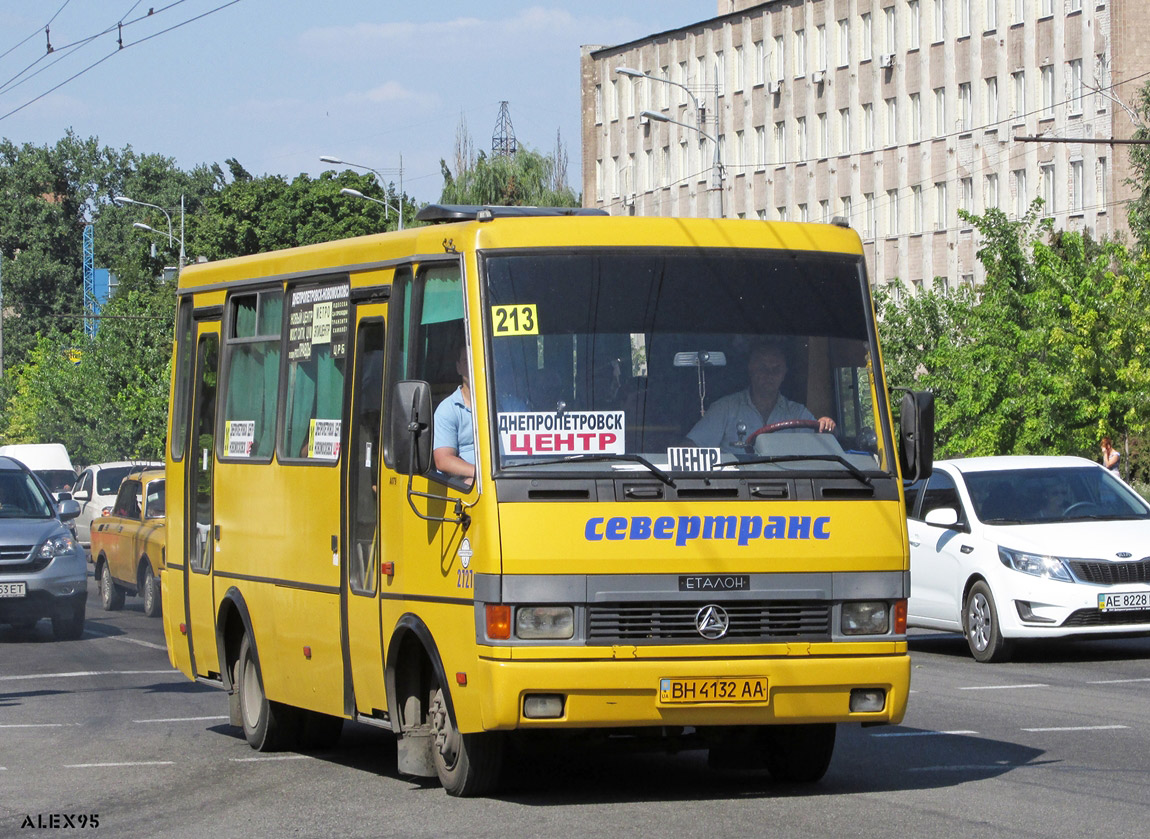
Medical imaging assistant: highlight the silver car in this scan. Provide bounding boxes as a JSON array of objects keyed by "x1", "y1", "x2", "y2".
[{"x1": 0, "y1": 456, "x2": 87, "y2": 640}]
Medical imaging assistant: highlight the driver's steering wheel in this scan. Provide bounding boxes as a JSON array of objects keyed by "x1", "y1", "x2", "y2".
[
  {"x1": 1062, "y1": 501, "x2": 1101, "y2": 517},
  {"x1": 744, "y1": 418, "x2": 822, "y2": 451}
]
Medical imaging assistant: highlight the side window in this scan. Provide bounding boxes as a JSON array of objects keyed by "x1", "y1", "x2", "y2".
[
  {"x1": 171, "y1": 297, "x2": 194, "y2": 461},
  {"x1": 281, "y1": 281, "x2": 350, "y2": 462},
  {"x1": 145, "y1": 480, "x2": 165, "y2": 519},
  {"x1": 920, "y1": 470, "x2": 964, "y2": 524},
  {"x1": 113, "y1": 479, "x2": 142, "y2": 519},
  {"x1": 904, "y1": 478, "x2": 926, "y2": 519},
  {"x1": 221, "y1": 289, "x2": 283, "y2": 461},
  {"x1": 386, "y1": 262, "x2": 470, "y2": 481},
  {"x1": 75, "y1": 471, "x2": 91, "y2": 499}
]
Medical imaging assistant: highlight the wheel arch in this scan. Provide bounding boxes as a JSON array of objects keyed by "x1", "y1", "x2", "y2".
[
  {"x1": 136, "y1": 554, "x2": 154, "y2": 590},
  {"x1": 384, "y1": 614, "x2": 456, "y2": 735},
  {"x1": 217, "y1": 587, "x2": 256, "y2": 692},
  {"x1": 961, "y1": 573, "x2": 990, "y2": 620}
]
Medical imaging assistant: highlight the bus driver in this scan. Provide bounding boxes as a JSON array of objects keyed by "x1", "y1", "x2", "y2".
[{"x1": 686, "y1": 342, "x2": 835, "y2": 449}]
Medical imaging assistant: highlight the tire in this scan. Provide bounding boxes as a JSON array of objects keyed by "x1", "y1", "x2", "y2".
[
  {"x1": 761, "y1": 723, "x2": 836, "y2": 784},
  {"x1": 964, "y1": 580, "x2": 1012, "y2": 663},
  {"x1": 99, "y1": 562, "x2": 124, "y2": 611},
  {"x1": 237, "y1": 633, "x2": 298, "y2": 751},
  {"x1": 51, "y1": 599, "x2": 86, "y2": 641},
  {"x1": 429, "y1": 684, "x2": 503, "y2": 797},
  {"x1": 139, "y1": 561, "x2": 161, "y2": 618}
]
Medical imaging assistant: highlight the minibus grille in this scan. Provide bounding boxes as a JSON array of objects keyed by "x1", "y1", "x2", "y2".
[
  {"x1": 1068, "y1": 558, "x2": 1150, "y2": 585},
  {"x1": 587, "y1": 601, "x2": 831, "y2": 643}
]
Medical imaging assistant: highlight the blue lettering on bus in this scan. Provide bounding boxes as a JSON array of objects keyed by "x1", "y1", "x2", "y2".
[{"x1": 584, "y1": 514, "x2": 831, "y2": 545}]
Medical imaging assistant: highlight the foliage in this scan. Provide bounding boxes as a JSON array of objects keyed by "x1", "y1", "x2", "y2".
[
  {"x1": 1126, "y1": 80, "x2": 1150, "y2": 254},
  {"x1": 440, "y1": 118, "x2": 577, "y2": 207},
  {"x1": 0, "y1": 132, "x2": 413, "y2": 461},
  {"x1": 877, "y1": 201, "x2": 1150, "y2": 479}
]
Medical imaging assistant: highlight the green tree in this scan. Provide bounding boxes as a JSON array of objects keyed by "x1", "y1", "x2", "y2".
[
  {"x1": 440, "y1": 119, "x2": 577, "y2": 207},
  {"x1": 1126, "y1": 80, "x2": 1150, "y2": 253},
  {"x1": 876, "y1": 200, "x2": 1150, "y2": 476}
]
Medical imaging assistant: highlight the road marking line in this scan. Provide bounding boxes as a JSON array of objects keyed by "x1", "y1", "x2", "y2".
[
  {"x1": 959, "y1": 683, "x2": 1049, "y2": 690},
  {"x1": 1022, "y1": 725, "x2": 1129, "y2": 732},
  {"x1": 871, "y1": 730, "x2": 978, "y2": 737},
  {"x1": 1088, "y1": 677, "x2": 1150, "y2": 684},
  {"x1": 909, "y1": 764, "x2": 1026, "y2": 772},
  {"x1": 0, "y1": 670, "x2": 174, "y2": 682},
  {"x1": 230, "y1": 755, "x2": 311, "y2": 762},
  {"x1": 65, "y1": 761, "x2": 175, "y2": 768},
  {"x1": 82, "y1": 628, "x2": 167, "y2": 651},
  {"x1": 134, "y1": 716, "x2": 229, "y2": 724},
  {"x1": 0, "y1": 723, "x2": 82, "y2": 729}
]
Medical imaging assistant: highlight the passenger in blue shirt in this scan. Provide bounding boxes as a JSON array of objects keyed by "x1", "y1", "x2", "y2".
[
  {"x1": 687, "y1": 343, "x2": 836, "y2": 449},
  {"x1": 433, "y1": 345, "x2": 476, "y2": 485}
]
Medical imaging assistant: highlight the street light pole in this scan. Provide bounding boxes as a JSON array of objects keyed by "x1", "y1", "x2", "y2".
[
  {"x1": 115, "y1": 194, "x2": 185, "y2": 269},
  {"x1": 321, "y1": 155, "x2": 405, "y2": 230},
  {"x1": 640, "y1": 110, "x2": 724, "y2": 218},
  {"x1": 340, "y1": 188, "x2": 403, "y2": 225},
  {"x1": 617, "y1": 68, "x2": 723, "y2": 217}
]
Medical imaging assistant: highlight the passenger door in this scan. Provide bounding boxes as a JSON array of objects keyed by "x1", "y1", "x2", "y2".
[
  {"x1": 106, "y1": 478, "x2": 142, "y2": 585},
  {"x1": 908, "y1": 468, "x2": 969, "y2": 626},
  {"x1": 183, "y1": 322, "x2": 221, "y2": 677},
  {"x1": 342, "y1": 306, "x2": 388, "y2": 718}
]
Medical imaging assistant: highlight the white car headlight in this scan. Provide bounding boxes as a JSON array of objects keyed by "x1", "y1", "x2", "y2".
[
  {"x1": 998, "y1": 546, "x2": 1073, "y2": 582},
  {"x1": 38, "y1": 532, "x2": 78, "y2": 559}
]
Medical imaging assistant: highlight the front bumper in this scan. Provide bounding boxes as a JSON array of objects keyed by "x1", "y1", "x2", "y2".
[
  {"x1": 469, "y1": 649, "x2": 910, "y2": 732},
  {"x1": 995, "y1": 574, "x2": 1150, "y2": 638},
  {"x1": 0, "y1": 551, "x2": 88, "y2": 623}
]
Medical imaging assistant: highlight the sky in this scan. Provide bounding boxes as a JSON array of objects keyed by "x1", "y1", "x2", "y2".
[{"x1": 0, "y1": 0, "x2": 714, "y2": 204}]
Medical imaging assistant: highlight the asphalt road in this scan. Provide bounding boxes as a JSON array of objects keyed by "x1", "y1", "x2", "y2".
[{"x1": 3, "y1": 574, "x2": 1150, "y2": 839}]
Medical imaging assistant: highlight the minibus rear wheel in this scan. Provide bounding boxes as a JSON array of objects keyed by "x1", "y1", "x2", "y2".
[{"x1": 428, "y1": 683, "x2": 504, "y2": 796}]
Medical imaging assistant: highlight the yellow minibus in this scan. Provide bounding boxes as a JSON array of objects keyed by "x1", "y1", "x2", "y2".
[{"x1": 162, "y1": 206, "x2": 933, "y2": 796}]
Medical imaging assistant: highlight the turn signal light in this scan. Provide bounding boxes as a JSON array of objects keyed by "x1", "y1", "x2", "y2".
[
  {"x1": 894, "y1": 599, "x2": 907, "y2": 635},
  {"x1": 485, "y1": 604, "x2": 511, "y2": 640}
]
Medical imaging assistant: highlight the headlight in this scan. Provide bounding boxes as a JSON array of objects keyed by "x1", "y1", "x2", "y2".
[
  {"x1": 998, "y1": 546, "x2": 1073, "y2": 582},
  {"x1": 515, "y1": 606, "x2": 574, "y2": 640},
  {"x1": 841, "y1": 601, "x2": 890, "y2": 635},
  {"x1": 38, "y1": 532, "x2": 78, "y2": 559}
]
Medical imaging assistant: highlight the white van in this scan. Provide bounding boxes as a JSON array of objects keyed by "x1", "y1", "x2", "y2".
[{"x1": 0, "y1": 444, "x2": 77, "y2": 500}]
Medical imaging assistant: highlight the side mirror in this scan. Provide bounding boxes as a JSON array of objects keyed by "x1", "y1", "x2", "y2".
[
  {"x1": 57, "y1": 499, "x2": 81, "y2": 522},
  {"x1": 73, "y1": 489, "x2": 91, "y2": 502},
  {"x1": 897, "y1": 390, "x2": 934, "y2": 483},
  {"x1": 924, "y1": 506, "x2": 959, "y2": 527},
  {"x1": 390, "y1": 380, "x2": 433, "y2": 477}
]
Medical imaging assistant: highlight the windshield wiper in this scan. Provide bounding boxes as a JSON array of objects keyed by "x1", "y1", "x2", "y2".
[
  {"x1": 500, "y1": 453, "x2": 676, "y2": 487},
  {"x1": 733, "y1": 453, "x2": 874, "y2": 488}
]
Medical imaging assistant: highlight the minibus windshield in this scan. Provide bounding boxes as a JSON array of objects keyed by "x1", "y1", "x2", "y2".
[{"x1": 484, "y1": 248, "x2": 894, "y2": 478}]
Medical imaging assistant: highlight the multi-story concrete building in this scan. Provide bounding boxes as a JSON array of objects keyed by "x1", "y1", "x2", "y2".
[{"x1": 581, "y1": 0, "x2": 1147, "y2": 291}]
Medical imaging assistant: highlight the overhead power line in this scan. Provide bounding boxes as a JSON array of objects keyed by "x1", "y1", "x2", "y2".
[{"x1": 0, "y1": 0, "x2": 242, "y2": 123}]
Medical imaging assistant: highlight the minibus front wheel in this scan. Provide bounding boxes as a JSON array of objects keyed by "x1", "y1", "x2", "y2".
[
  {"x1": 237, "y1": 633, "x2": 296, "y2": 751},
  {"x1": 760, "y1": 723, "x2": 836, "y2": 783},
  {"x1": 428, "y1": 682, "x2": 504, "y2": 797}
]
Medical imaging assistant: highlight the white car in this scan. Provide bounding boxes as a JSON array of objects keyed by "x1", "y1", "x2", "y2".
[
  {"x1": 905, "y1": 455, "x2": 1150, "y2": 662},
  {"x1": 71, "y1": 461, "x2": 161, "y2": 555}
]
